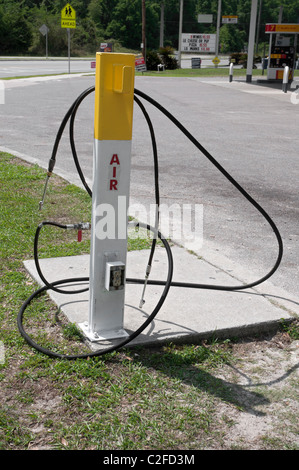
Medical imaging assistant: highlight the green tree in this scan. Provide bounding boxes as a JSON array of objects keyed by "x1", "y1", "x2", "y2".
[
  {"x1": 28, "y1": 3, "x2": 98, "y2": 56},
  {"x1": 0, "y1": 1, "x2": 32, "y2": 54},
  {"x1": 27, "y1": 5, "x2": 68, "y2": 56},
  {"x1": 103, "y1": 0, "x2": 160, "y2": 50},
  {"x1": 88, "y1": 0, "x2": 118, "y2": 37},
  {"x1": 219, "y1": 23, "x2": 246, "y2": 52},
  {"x1": 72, "y1": 16, "x2": 98, "y2": 55},
  {"x1": 162, "y1": 0, "x2": 180, "y2": 47},
  {"x1": 1, "y1": 0, "x2": 299, "y2": 58}
]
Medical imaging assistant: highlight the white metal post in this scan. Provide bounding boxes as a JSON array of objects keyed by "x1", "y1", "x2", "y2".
[
  {"x1": 282, "y1": 65, "x2": 289, "y2": 92},
  {"x1": 246, "y1": 0, "x2": 258, "y2": 83},
  {"x1": 67, "y1": 28, "x2": 70, "y2": 74},
  {"x1": 178, "y1": 0, "x2": 184, "y2": 68},
  {"x1": 79, "y1": 53, "x2": 135, "y2": 342},
  {"x1": 267, "y1": 32, "x2": 273, "y2": 80},
  {"x1": 229, "y1": 62, "x2": 234, "y2": 82}
]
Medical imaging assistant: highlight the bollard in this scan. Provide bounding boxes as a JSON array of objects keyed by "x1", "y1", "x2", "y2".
[
  {"x1": 282, "y1": 66, "x2": 289, "y2": 93},
  {"x1": 229, "y1": 62, "x2": 234, "y2": 82}
]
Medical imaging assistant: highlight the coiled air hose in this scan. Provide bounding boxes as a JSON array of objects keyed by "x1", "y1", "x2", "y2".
[{"x1": 17, "y1": 86, "x2": 283, "y2": 360}]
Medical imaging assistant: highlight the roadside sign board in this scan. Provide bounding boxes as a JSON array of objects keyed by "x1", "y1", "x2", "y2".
[
  {"x1": 197, "y1": 14, "x2": 213, "y2": 23},
  {"x1": 265, "y1": 24, "x2": 299, "y2": 33},
  {"x1": 135, "y1": 55, "x2": 147, "y2": 72},
  {"x1": 181, "y1": 33, "x2": 216, "y2": 53},
  {"x1": 100, "y1": 43, "x2": 113, "y2": 52},
  {"x1": 222, "y1": 15, "x2": 238, "y2": 24},
  {"x1": 39, "y1": 24, "x2": 49, "y2": 36},
  {"x1": 61, "y1": 3, "x2": 76, "y2": 29}
]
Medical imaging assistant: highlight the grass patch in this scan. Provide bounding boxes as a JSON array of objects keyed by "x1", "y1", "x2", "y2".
[
  {"x1": 280, "y1": 319, "x2": 299, "y2": 340},
  {"x1": 3, "y1": 67, "x2": 299, "y2": 81},
  {"x1": 0, "y1": 72, "x2": 84, "y2": 80},
  {"x1": 0, "y1": 151, "x2": 298, "y2": 451},
  {"x1": 137, "y1": 68, "x2": 299, "y2": 78}
]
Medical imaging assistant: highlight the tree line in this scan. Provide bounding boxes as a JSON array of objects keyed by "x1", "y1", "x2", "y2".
[{"x1": 0, "y1": 0, "x2": 299, "y2": 57}]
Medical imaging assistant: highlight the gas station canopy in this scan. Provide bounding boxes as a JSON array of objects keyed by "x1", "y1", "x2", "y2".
[{"x1": 264, "y1": 23, "x2": 298, "y2": 81}]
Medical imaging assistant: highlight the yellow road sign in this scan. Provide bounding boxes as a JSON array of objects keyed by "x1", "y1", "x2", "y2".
[
  {"x1": 212, "y1": 57, "x2": 220, "y2": 65},
  {"x1": 61, "y1": 3, "x2": 76, "y2": 28}
]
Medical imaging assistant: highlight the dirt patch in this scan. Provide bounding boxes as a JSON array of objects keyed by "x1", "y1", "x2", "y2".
[{"x1": 208, "y1": 332, "x2": 299, "y2": 449}]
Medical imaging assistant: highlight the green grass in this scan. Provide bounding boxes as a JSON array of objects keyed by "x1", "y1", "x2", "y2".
[
  {"x1": 2, "y1": 67, "x2": 298, "y2": 80},
  {"x1": 0, "y1": 152, "x2": 298, "y2": 451},
  {"x1": 137, "y1": 67, "x2": 299, "y2": 78},
  {"x1": 1, "y1": 72, "x2": 86, "y2": 80}
]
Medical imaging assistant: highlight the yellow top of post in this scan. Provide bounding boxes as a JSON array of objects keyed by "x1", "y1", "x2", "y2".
[{"x1": 94, "y1": 53, "x2": 135, "y2": 141}]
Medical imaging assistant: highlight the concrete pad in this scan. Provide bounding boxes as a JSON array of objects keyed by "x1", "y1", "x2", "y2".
[{"x1": 23, "y1": 245, "x2": 297, "y2": 351}]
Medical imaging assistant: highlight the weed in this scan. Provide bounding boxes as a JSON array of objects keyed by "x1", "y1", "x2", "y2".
[{"x1": 280, "y1": 319, "x2": 299, "y2": 340}]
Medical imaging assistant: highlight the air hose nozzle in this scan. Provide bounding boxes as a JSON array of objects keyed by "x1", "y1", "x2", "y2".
[
  {"x1": 39, "y1": 174, "x2": 50, "y2": 211},
  {"x1": 139, "y1": 264, "x2": 152, "y2": 308},
  {"x1": 39, "y1": 158, "x2": 56, "y2": 210}
]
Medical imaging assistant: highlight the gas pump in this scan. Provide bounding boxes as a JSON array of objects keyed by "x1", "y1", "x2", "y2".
[{"x1": 265, "y1": 23, "x2": 299, "y2": 81}]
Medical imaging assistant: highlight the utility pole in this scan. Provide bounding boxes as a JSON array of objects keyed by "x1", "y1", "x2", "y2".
[
  {"x1": 278, "y1": 5, "x2": 283, "y2": 23},
  {"x1": 160, "y1": 1, "x2": 165, "y2": 48},
  {"x1": 142, "y1": 0, "x2": 146, "y2": 58}
]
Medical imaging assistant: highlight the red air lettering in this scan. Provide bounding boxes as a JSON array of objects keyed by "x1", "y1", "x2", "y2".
[
  {"x1": 110, "y1": 154, "x2": 120, "y2": 165},
  {"x1": 110, "y1": 179, "x2": 118, "y2": 190},
  {"x1": 109, "y1": 154, "x2": 120, "y2": 190}
]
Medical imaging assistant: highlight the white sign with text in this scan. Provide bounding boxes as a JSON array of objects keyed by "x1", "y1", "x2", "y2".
[{"x1": 181, "y1": 33, "x2": 216, "y2": 53}]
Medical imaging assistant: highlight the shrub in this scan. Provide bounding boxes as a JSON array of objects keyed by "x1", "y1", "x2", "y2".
[
  {"x1": 146, "y1": 50, "x2": 161, "y2": 70},
  {"x1": 159, "y1": 46, "x2": 178, "y2": 70}
]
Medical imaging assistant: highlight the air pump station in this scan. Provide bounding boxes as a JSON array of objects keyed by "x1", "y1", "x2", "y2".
[{"x1": 18, "y1": 52, "x2": 285, "y2": 359}]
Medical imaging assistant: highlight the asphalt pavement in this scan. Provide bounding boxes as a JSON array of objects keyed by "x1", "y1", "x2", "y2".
[
  {"x1": 1, "y1": 68, "x2": 298, "y2": 347},
  {"x1": 0, "y1": 58, "x2": 96, "y2": 78},
  {"x1": 0, "y1": 55, "x2": 231, "y2": 78}
]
